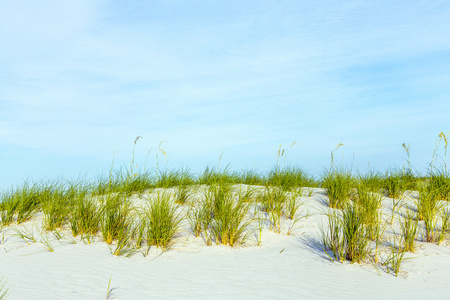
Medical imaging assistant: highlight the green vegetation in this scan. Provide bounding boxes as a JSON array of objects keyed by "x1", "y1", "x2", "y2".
[
  {"x1": 321, "y1": 168, "x2": 353, "y2": 209},
  {"x1": 321, "y1": 204, "x2": 371, "y2": 263},
  {"x1": 1, "y1": 133, "x2": 450, "y2": 280},
  {"x1": 145, "y1": 191, "x2": 182, "y2": 251}
]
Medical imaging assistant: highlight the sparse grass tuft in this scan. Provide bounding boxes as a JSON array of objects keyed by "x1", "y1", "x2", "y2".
[
  {"x1": 0, "y1": 276, "x2": 8, "y2": 300},
  {"x1": 400, "y1": 211, "x2": 418, "y2": 252},
  {"x1": 260, "y1": 187, "x2": 287, "y2": 233},
  {"x1": 383, "y1": 243, "x2": 406, "y2": 277}
]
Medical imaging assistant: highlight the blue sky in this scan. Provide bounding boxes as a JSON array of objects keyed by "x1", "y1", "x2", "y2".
[{"x1": 1, "y1": 1, "x2": 449, "y2": 188}]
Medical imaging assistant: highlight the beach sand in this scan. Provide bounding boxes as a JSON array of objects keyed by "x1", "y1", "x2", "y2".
[{"x1": 1, "y1": 186, "x2": 450, "y2": 299}]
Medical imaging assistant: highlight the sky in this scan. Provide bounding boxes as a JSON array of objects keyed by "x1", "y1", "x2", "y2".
[{"x1": 1, "y1": 0, "x2": 449, "y2": 188}]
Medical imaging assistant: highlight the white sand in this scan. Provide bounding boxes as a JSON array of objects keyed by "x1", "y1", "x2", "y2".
[{"x1": 1, "y1": 186, "x2": 450, "y2": 299}]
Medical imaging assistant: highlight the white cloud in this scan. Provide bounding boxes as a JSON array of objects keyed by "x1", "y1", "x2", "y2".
[{"x1": 0, "y1": 0, "x2": 449, "y2": 186}]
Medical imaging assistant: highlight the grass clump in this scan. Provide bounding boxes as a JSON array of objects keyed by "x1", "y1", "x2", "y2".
[
  {"x1": 237, "y1": 169, "x2": 265, "y2": 186},
  {"x1": 321, "y1": 169, "x2": 353, "y2": 209},
  {"x1": 438, "y1": 208, "x2": 450, "y2": 244},
  {"x1": 155, "y1": 169, "x2": 194, "y2": 189},
  {"x1": 383, "y1": 242, "x2": 406, "y2": 277},
  {"x1": 100, "y1": 194, "x2": 134, "y2": 245},
  {"x1": 428, "y1": 170, "x2": 450, "y2": 201},
  {"x1": 0, "y1": 182, "x2": 43, "y2": 225},
  {"x1": 357, "y1": 171, "x2": 384, "y2": 193},
  {"x1": 69, "y1": 193, "x2": 101, "y2": 239},
  {"x1": 145, "y1": 191, "x2": 182, "y2": 251},
  {"x1": 197, "y1": 167, "x2": 240, "y2": 186},
  {"x1": 415, "y1": 184, "x2": 442, "y2": 243},
  {"x1": 267, "y1": 167, "x2": 316, "y2": 191},
  {"x1": 206, "y1": 183, "x2": 251, "y2": 246},
  {"x1": 400, "y1": 211, "x2": 418, "y2": 252},
  {"x1": 340, "y1": 204, "x2": 371, "y2": 262},
  {"x1": 260, "y1": 187, "x2": 287, "y2": 233},
  {"x1": 41, "y1": 183, "x2": 80, "y2": 232},
  {"x1": 187, "y1": 198, "x2": 212, "y2": 240},
  {"x1": 353, "y1": 184, "x2": 383, "y2": 242},
  {"x1": 173, "y1": 170, "x2": 196, "y2": 205},
  {"x1": 383, "y1": 169, "x2": 416, "y2": 199},
  {"x1": 321, "y1": 204, "x2": 371, "y2": 263}
]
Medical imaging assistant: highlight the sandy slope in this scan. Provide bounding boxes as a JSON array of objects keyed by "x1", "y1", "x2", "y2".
[{"x1": 1, "y1": 187, "x2": 450, "y2": 299}]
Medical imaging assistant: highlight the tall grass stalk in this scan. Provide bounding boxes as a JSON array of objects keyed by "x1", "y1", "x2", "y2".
[{"x1": 105, "y1": 276, "x2": 116, "y2": 300}]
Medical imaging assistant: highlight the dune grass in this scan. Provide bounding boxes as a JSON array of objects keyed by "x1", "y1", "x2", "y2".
[
  {"x1": 100, "y1": 193, "x2": 134, "y2": 245},
  {"x1": 145, "y1": 191, "x2": 183, "y2": 251},
  {"x1": 321, "y1": 168, "x2": 353, "y2": 209},
  {"x1": 2, "y1": 133, "x2": 450, "y2": 282},
  {"x1": 206, "y1": 183, "x2": 252, "y2": 246},
  {"x1": 321, "y1": 203, "x2": 371, "y2": 263},
  {"x1": 400, "y1": 211, "x2": 418, "y2": 252}
]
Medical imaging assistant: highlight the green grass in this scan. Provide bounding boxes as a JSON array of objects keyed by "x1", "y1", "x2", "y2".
[
  {"x1": 321, "y1": 168, "x2": 353, "y2": 209},
  {"x1": 267, "y1": 167, "x2": 317, "y2": 191},
  {"x1": 145, "y1": 191, "x2": 182, "y2": 251},
  {"x1": 259, "y1": 187, "x2": 287, "y2": 233},
  {"x1": 206, "y1": 183, "x2": 251, "y2": 246},
  {"x1": 383, "y1": 242, "x2": 406, "y2": 277},
  {"x1": 341, "y1": 204, "x2": 371, "y2": 263},
  {"x1": 187, "y1": 197, "x2": 212, "y2": 240},
  {"x1": 357, "y1": 171, "x2": 384, "y2": 193},
  {"x1": 400, "y1": 211, "x2": 418, "y2": 252},
  {"x1": 100, "y1": 193, "x2": 134, "y2": 245},
  {"x1": 429, "y1": 170, "x2": 450, "y2": 201},
  {"x1": 69, "y1": 192, "x2": 101, "y2": 238},
  {"x1": 320, "y1": 203, "x2": 371, "y2": 264},
  {"x1": 353, "y1": 184, "x2": 382, "y2": 241},
  {"x1": 3, "y1": 135, "x2": 450, "y2": 279},
  {"x1": 236, "y1": 169, "x2": 265, "y2": 186}
]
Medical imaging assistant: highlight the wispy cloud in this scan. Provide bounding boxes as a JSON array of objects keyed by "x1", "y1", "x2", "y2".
[{"x1": 0, "y1": 1, "x2": 449, "y2": 186}]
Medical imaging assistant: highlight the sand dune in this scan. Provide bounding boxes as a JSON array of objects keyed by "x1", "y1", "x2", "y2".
[{"x1": 1, "y1": 186, "x2": 450, "y2": 299}]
